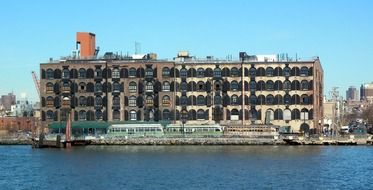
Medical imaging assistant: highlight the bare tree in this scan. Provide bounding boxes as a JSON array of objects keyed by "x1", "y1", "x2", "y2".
[{"x1": 362, "y1": 105, "x2": 373, "y2": 125}]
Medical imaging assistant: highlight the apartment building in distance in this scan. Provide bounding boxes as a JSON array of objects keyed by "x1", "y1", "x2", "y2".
[{"x1": 39, "y1": 33, "x2": 324, "y2": 133}]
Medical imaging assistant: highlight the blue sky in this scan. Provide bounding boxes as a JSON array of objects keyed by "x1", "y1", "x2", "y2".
[{"x1": 0, "y1": 0, "x2": 372, "y2": 102}]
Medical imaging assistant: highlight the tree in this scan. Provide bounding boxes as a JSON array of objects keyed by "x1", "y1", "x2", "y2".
[{"x1": 362, "y1": 105, "x2": 373, "y2": 125}]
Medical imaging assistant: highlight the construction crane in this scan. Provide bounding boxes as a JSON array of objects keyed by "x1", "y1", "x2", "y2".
[{"x1": 31, "y1": 71, "x2": 40, "y2": 98}]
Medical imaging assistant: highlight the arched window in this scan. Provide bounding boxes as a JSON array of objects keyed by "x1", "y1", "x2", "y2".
[
  {"x1": 86, "y1": 69, "x2": 94, "y2": 78},
  {"x1": 257, "y1": 81, "x2": 265, "y2": 91},
  {"x1": 284, "y1": 94, "x2": 291, "y2": 104},
  {"x1": 94, "y1": 83, "x2": 102, "y2": 93},
  {"x1": 129, "y1": 67, "x2": 136, "y2": 77},
  {"x1": 274, "y1": 67, "x2": 282, "y2": 76},
  {"x1": 301, "y1": 80, "x2": 309, "y2": 90},
  {"x1": 113, "y1": 82, "x2": 121, "y2": 92},
  {"x1": 266, "y1": 94, "x2": 275, "y2": 105},
  {"x1": 284, "y1": 109, "x2": 291, "y2": 120},
  {"x1": 146, "y1": 82, "x2": 154, "y2": 92},
  {"x1": 249, "y1": 95, "x2": 257, "y2": 105},
  {"x1": 291, "y1": 80, "x2": 300, "y2": 90},
  {"x1": 231, "y1": 67, "x2": 239, "y2": 77},
  {"x1": 130, "y1": 110, "x2": 137, "y2": 120},
  {"x1": 300, "y1": 67, "x2": 309, "y2": 76},
  {"x1": 301, "y1": 108, "x2": 309, "y2": 120},
  {"x1": 257, "y1": 67, "x2": 265, "y2": 76},
  {"x1": 79, "y1": 68, "x2": 86, "y2": 78},
  {"x1": 197, "y1": 68, "x2": 205, "y2": 77},
  {"x1": 214, "y1": 68, "x2": 222, "y2": 78},
  {"x1": 79, "y1": 96, "x2": 87, "y2": 106},
  {"x1": 249, "y1": 109, "x2": 258, "y2": 120},
  {"x1": 129, "y1": 96, "x2": 136, "y2": 107},
  {"x1": 197, "y1": 81, "x2": 205, "y2": 91},
  {"x1": 113, "y1": 110, "x2": 120, "y2": 120},
  {"x1": 145, "y1": 68, "x2": 153, "y2": 77},
  {"x1": 162, "y1": 67, "x2": 170, "y2": 77},
  {"x1": 283, "y1": 80, "x2": 291, "y2": 91},
  {"x1": 46, "y1": 110, "x2": 54, "y2": 120},
  {"x1": 46, "y1": 69, "x2": 54, "y2": 79},
  {"x1": 257, "y1": 95, "x2": 265, "y2": 105},
  {"x1": 113, "y1": 96, "x2": 120, "y2": 106},
  {"x1": 214, "y1": 81, "x2": 221, "y2": 91},
  {"x1": 162, "y1": 95, "x2": 171, "y2": 107},
  {"x1": 129, "y1": 81, "x2": 137, "y2": 93},
  {"x1": 112, "y1": 68, "x2": 120, "y2": 79},
  {"x1": 266, "y1": 80, "x2": 274, "y2": 91},
  {"x1": 180, "y1": 68, "x2": 188, "y2": 78},
  {"x1": 274, "y1": 95, "x2": 283, "y2": 105},
  {"x1": 301, "y1": 94, "x2": 309, "y2": 105},
  {"x1": 309, "y1": 109, "x2": 314, "y2": 120},
  {"x1": 231, "y1": 81, "x2": 239, "y2": 91},
  {"x1": 197, "y1": 109, "x2": 205, "y2": 120},
  {"x1": 197, "y1": 95, "x2": 205, "y2": 105},
  {"x1": 146, "y1": 96, "x2": 154, "y2": 107},
  {"x1": 46, "y1": 82, "x2": 53, "y2": 93},
  {"x1": 274, "y1": 109, "x2": 283, "y2": 120},
  {"x1": 291, "y1": 67, "x2": 300, "y2": 76},
  {"x1": 265, "y1": 109, "x2": 274, "y2": 122},
  {"x1": 62, "y1": 82, "x2": 70, "y2": 93},
  {"x1": 79, "y1": 110, "x2": 86, "y2": 121},
  {"x1": 292, "y1": 94, "x2": 300, "y2": 104},
  {"x1": 62, "y1": 68, "x2": 70, "y2": 79},
  {"x1": 231, "y1": 109, "x2": 239, "y2": 121},
  {"x1": 163, "y1": 81, "x2": 170, "y2": 91},
  {"x1": 292, "y1": 109, "x2": 300, "y2": 120},
  {"x1": 79, "y1": 82, "x2": 86, "y2": 93},
  {"x1": 231, "y1": 95, "x2": 239, "y2": 105},
  {"x1": 283, "y1": 67, "x2": 291, "y2": 77},
  {"x1": 274, "y1": 80, "x2": 283, "y2": 91},
  {"x1": 265, "y1": 67, "x2": 274, "y2": 76},
  {"x1": 95, "y1": 68, "x2": 102, "y2": 78}
]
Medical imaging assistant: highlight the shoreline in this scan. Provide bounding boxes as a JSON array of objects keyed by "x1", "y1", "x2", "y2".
[{"x1": 1, "y1": 137, "x2": 372, "y2": 146}]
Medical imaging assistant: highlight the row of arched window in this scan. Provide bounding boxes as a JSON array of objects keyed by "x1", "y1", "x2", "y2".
[
  {"x1": 42, "y1": 65, "x2": 313, "y2": 80},
  {"x1": 43, "y1": 67, "x2": 156, "y2": 80},
  {"x1": 162, "y1": 66, "x2": 313, "y2": 78},
  {"x1": 175, "y1": 94, "x2": 313, "y2": 106},
  {"x1": 224, "y1": 108, "x2": 313, "y2": 121},
  {"x1": 45, "y1": 79, "x2": 313, "y2": 95},
  {"x1": 42, "y1": 92, "x2": 313, "y2": 110}
]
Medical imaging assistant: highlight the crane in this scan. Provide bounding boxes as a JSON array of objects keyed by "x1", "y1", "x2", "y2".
[{"x1": 31, "y1": 71, "x2": 40, "y2": 98}]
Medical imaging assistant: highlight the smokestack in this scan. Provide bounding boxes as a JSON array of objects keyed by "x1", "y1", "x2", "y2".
[{"x1": 76, "y1": 32, "x2": 96, "y2": 58}]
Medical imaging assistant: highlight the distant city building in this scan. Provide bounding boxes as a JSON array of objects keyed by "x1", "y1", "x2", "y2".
[
  {"x1": 360, "y1": 82, "x2": 373, "y2": 102},
  {"x1": 39, "y1": 32, "x2": 324, "y2": 133},
  {"x1": 346, "y1": 86, "x2": 359, "y2": 101},
  {"x1": 10, "y1": 94, "x2": 34, "y2": 117},
  {"x1": 0, "y1": 92, "x2": 16, "y2": 111}
]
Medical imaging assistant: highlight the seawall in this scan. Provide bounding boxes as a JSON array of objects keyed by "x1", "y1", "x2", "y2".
[{"x1": 91, "y1": 138, "x2": 286, "y2": 145}]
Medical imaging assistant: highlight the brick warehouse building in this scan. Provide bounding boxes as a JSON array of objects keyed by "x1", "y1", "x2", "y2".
[{"x1": 39, "y1": 33, "x2": 323, "y2": 133}]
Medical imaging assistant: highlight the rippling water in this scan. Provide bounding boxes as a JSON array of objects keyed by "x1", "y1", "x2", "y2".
[{"x1": 0, "y1": 145, "x2": 372, "y2": 190}]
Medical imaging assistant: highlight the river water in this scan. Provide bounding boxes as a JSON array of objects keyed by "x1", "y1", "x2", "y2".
[{"x1": 0, "y1": 145, "x2": 372, "y2": 190}]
